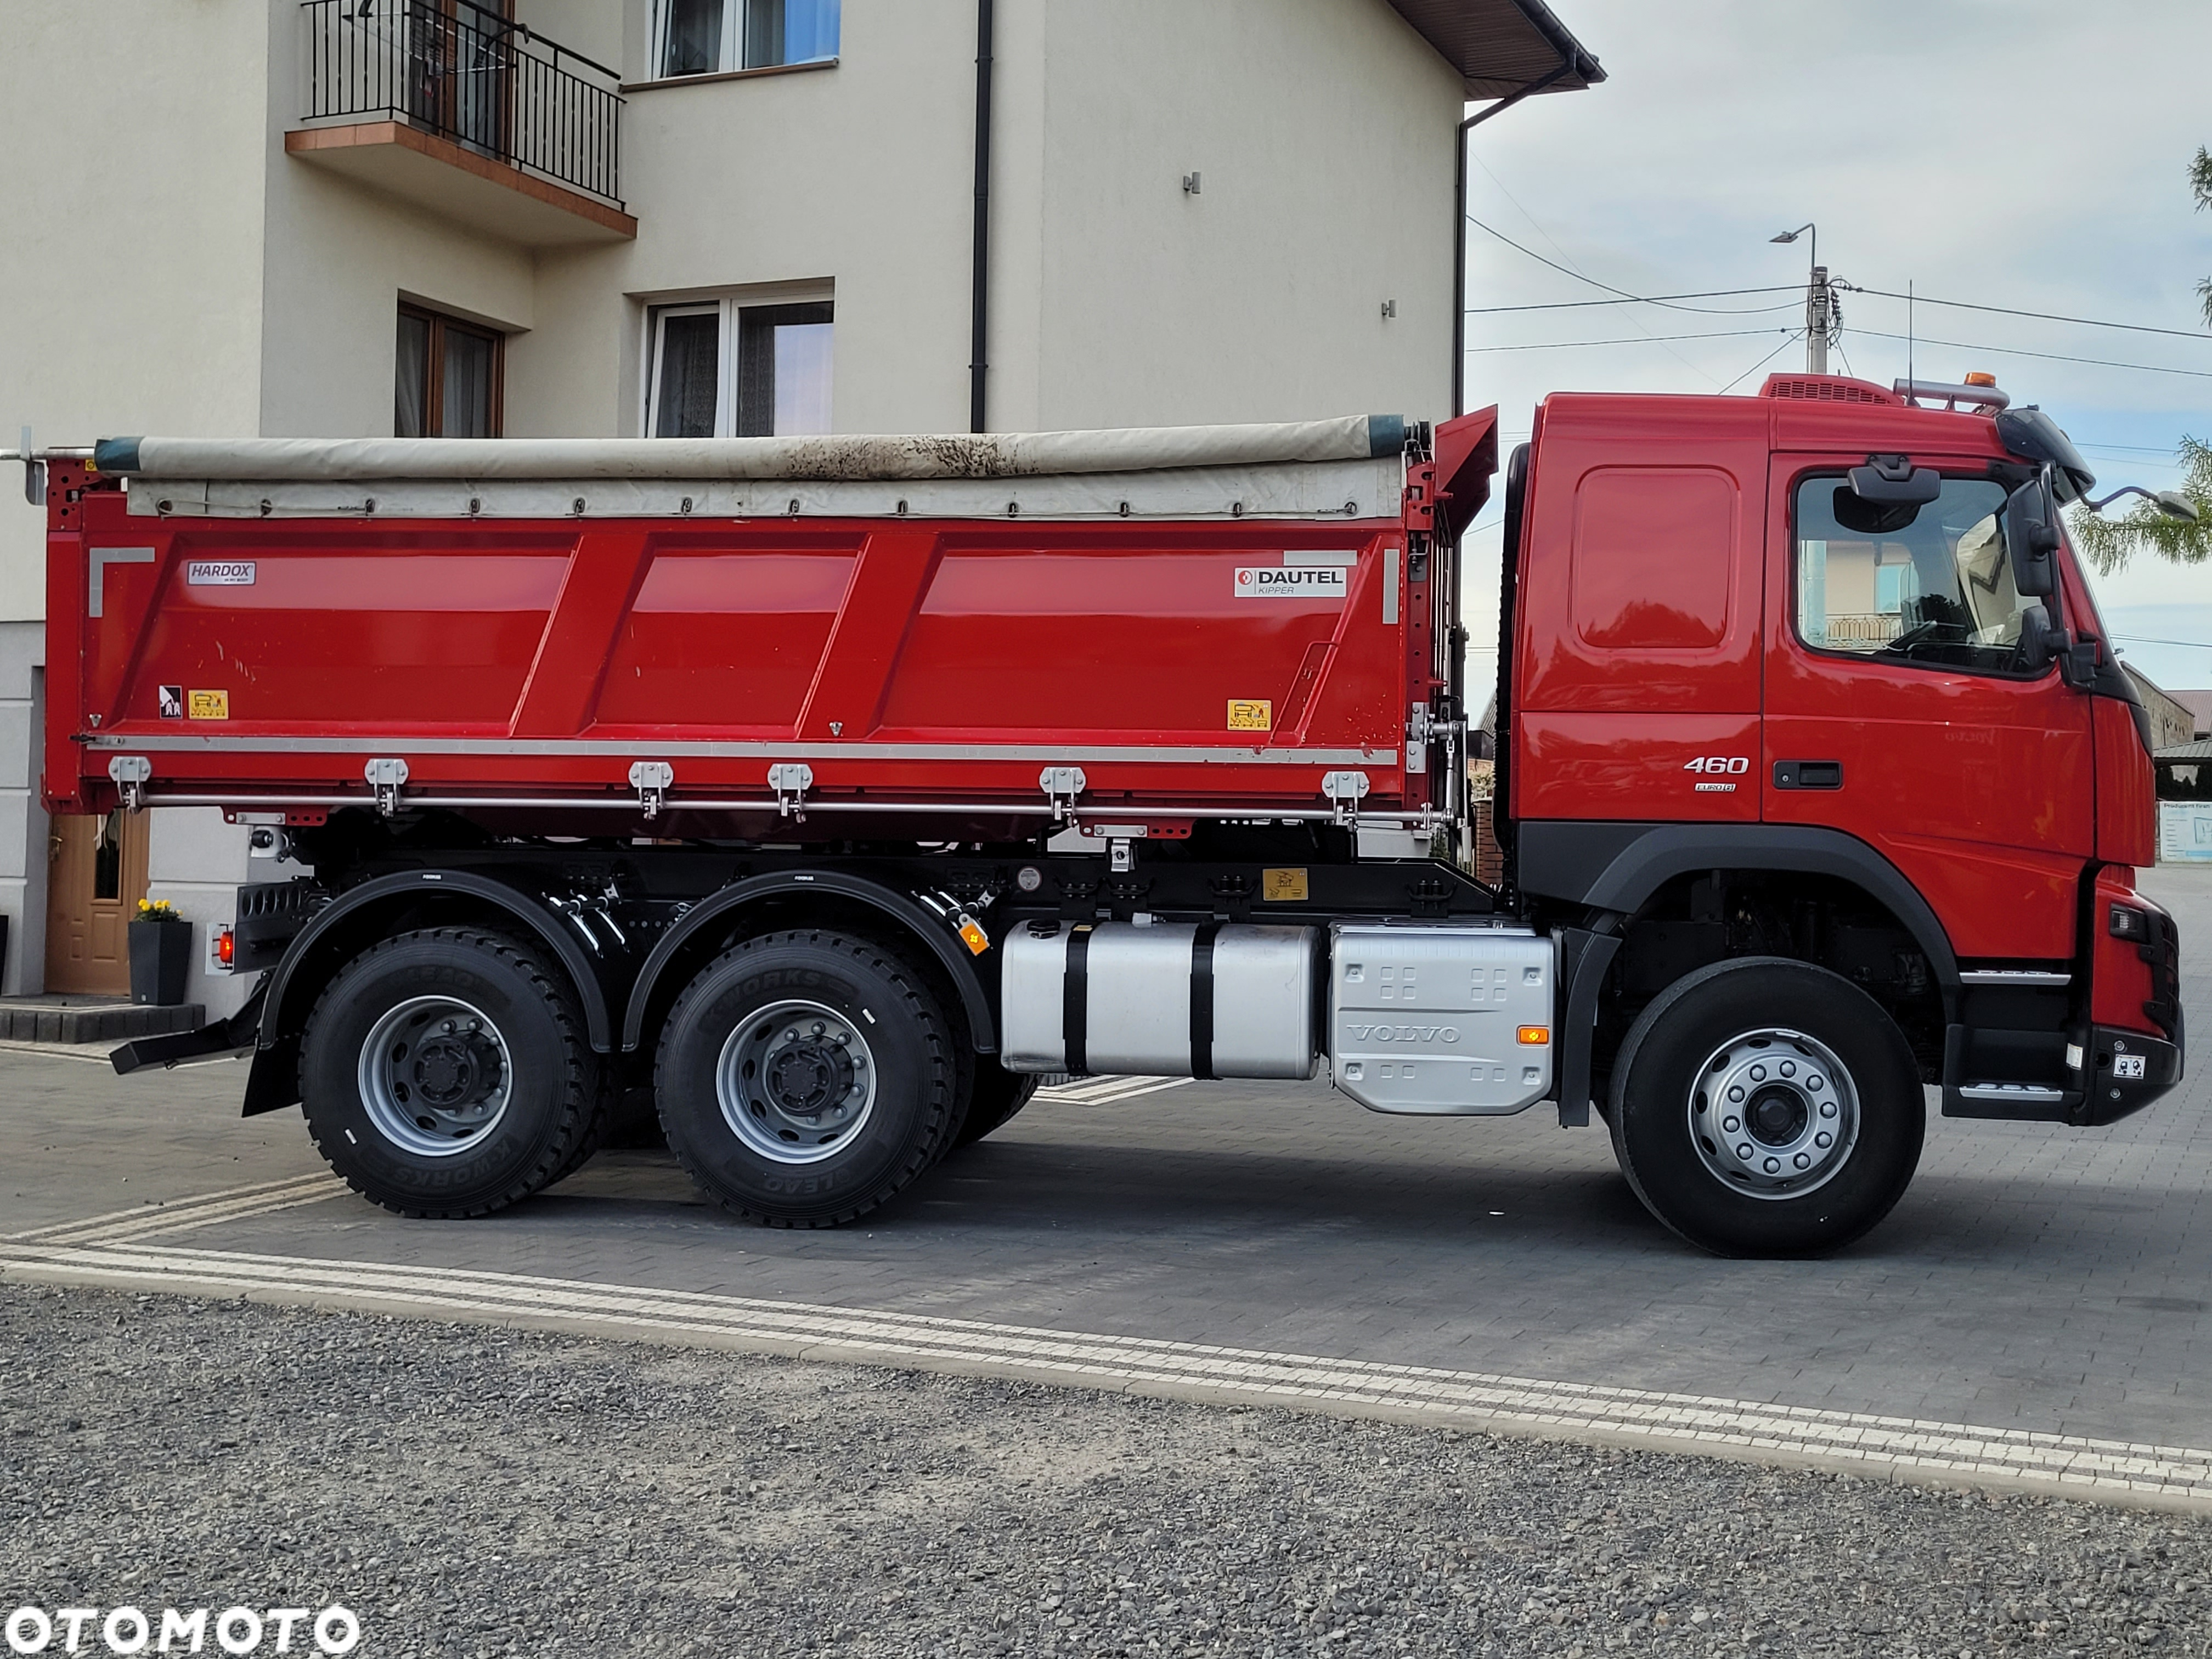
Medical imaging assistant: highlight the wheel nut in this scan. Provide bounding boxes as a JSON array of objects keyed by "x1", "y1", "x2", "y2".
[
  {"x1": 1735, "y1": 1144, "x2": 1753, "y2": 1161},
  {"x1": 1723, "y1": 1116, "x2": 1740, "y2": 1133},
  {"x1": 1807, "y1": 1075, "x2": 1824, "y2": 1091},
  {"x1": 1749, "y1": 1065, "x2": 1767, "y2": 1081},
  {"x1": 1820, "y1": 1102, "x2": 1836, "y2": 1119},
  {"x1": 1780, "y1": 1061, "x2": 1796, "y2": 1077},
  {"x1": 1726, "y1": 1085, "x2": 1745, "y2": 1103},
  {"x1": 1815, "y1": 1131, "x2": 1832, "y2": 1149},
  {"x1": 1763, "y1": 1156, "x2": 1781, "y2": 1173},
  {"x1": 1793, "y1": 1153, "x2": 1810, "y2": 1169}
]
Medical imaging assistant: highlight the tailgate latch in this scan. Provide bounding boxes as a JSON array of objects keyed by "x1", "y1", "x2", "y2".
[
  {"x1": 768, "y1": 762, "x2": 815, "y2": 820},
  {"x1": 107, "y1": 754, "x2": 152, "y2": 812},
  {"x1": 364, "y1": 757, "x2": 410, "y2": 816},
  {"x1": 628, "y1": 760, "x2": 675, "y2": 820},
  {"x1": 1039, "y1": 766, "x2": 1088, "y2": 821},
  {"x1": 1321, "y1": 769, "x2": 1372, "y2": 824}
]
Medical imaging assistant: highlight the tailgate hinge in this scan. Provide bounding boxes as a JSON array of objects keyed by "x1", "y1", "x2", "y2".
[
  {"x1": 768, "y1": 762, "x2": 814, "y2": 820},
  {"x1": 1321, "y1": 769, "x2": 1371, "y2": 824},
  {"x1": 1404, "y1": 704, "x2": 1432, "y2": 775},
  {"x1": 107, "y1": 754, "x2": 152, "y2": 812},
  {"x1": 364, "y1": 757, "x2": 409, "y2": 817},
  {"x1": 628, "y1": 760, "x2": 675, "y2": 820},
  {"x1": 1040, "y1": 766, "x2": 1088, "y2": 822}
]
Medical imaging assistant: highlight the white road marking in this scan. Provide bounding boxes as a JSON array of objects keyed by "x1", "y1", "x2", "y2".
[
  {"x1": 9, "y1": 1174, "x2": 345, "y2": 1246},
  {"x1": 1038, "y1": 1076, "x2": 1196, "y2": 1106},
  {"x1": 2, "y1": 1236, "x2": 2205, "y2": 1513}
]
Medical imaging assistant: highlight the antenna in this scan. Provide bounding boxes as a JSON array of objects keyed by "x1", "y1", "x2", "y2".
[{"x1": 1907, "y1": 280, "x2": 1914, "y2": 393}]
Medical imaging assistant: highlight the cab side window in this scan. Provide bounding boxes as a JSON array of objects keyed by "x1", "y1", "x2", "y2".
[{"x1": 1793, "y1": 472, "x2": 2040, "y2": 676}]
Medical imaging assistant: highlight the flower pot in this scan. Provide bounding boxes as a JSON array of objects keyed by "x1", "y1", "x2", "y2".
[{"x1": 128, "y1": 919, "x2": 193, "y2": 1007}]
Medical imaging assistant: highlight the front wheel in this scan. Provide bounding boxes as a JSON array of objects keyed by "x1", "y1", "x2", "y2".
[{"x1": 1607, "y1": 957, "x2": 1924, "y2": 1257}]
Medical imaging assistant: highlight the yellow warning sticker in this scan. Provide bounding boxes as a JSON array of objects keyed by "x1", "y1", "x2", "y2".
[
  {"x1": 1227, "y1": 698, "x2": 1273, "y2": 732},
  {"x1": 1262, "y1": 867, "x2": 1309, "y2": 902},
  {"x1": 187, "y1": 690, "x2": 230, "y2": 720}
]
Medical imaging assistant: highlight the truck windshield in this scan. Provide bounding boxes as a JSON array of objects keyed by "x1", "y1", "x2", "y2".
[{"x1": 1794, "y1": 473, "x2": 2038, "y2": 675}]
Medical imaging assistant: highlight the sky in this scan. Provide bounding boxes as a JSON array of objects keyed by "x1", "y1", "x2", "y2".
[{"x1": 1454, "y1": 0, "x2": 2212, "y2": 694}]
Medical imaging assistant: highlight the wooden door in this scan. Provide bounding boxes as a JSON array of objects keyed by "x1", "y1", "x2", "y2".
[{"x1": 44, "y1": 811, "x2": 150, "y2": 996}]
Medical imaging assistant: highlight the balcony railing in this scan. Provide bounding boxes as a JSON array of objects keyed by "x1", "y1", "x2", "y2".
[{"x1": 302, "y1": 0, "x2": 623, "y2": 207}]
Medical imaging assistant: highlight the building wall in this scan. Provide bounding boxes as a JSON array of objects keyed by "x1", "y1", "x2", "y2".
[
  {"x1": 0, "y1": 0, "x2": 275, "y2": 624},
  {"x1": 1018, "y1": 0, "x2": 1460, "y2": 432},
  {"x1": 0, "y1": 624, "x2": 47, "y2": 995},
  {"x1": 515, "y1": 0, "x2": 980, "y2": 438}
]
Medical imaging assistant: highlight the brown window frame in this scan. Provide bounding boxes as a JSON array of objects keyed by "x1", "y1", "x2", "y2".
[{"x1": 397, "y1": 302, "x2": 506, "y2": 438}]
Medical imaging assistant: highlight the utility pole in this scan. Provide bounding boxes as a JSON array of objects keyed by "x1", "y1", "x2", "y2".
[
  {"x1": 1807, "y1": 265, "x2": 1831, "y2": 374},
  {"x1": 1771, "y1": 223, "x2": 1841, "y2": 374}
]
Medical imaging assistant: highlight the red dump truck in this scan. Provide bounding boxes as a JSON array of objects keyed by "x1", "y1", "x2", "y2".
[{"x1": 25, "y1": 375, "x2": 2185, "y2": 1256}]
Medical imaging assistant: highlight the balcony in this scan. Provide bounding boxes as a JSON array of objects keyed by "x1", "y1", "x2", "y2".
[{"x1": 287, "y1": 0, "x2": 635, "y2": 247}]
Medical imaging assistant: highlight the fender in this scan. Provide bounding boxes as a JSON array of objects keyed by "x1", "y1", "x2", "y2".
[
  {"x1": 1521, "y1": 822, "x2": 1961, "y2": 1127},
  {"x1": 258, "y1": 868, "x2": 619, "y2": 1053},
  {"x1": 1517, "y1": 821, "x2": 1961, "y2": 991},
  {"x1": 620, "y1": 869, "x2": 997, "y2": 1054}
]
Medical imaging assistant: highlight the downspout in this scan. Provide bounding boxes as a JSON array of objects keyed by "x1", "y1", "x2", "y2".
[
  {"x1": 969, "y1": 0, "x2": 995, "y2": 433},
  {"x1": 1451, "y1": 57, "x2": 1578, "y2": 417}
]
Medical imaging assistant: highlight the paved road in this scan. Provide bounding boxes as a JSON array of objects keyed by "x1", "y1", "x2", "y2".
[{"x1": 4, "y1": 869, "x2": 2209, "y2": 1458}]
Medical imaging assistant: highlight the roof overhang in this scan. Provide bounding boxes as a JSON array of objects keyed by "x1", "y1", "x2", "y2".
[{"x1": 1386, "y1": 0, "x2": 1605, "y2": 99}]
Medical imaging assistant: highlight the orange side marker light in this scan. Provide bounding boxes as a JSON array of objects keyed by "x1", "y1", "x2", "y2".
[{"x1": 1517, "y1": 1026, "x2": 1550, "y2": 1046}]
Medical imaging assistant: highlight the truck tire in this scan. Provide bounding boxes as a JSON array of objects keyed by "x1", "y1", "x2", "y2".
[
  {"x1": 952, "y1": 1064, "x2": 1039, "y2": 1149},
  {"x1": 1607, "y1": 956, "x2": 1923, "y2": 1258},
  {"x1": 299, "y1": 928, "x2": 601, "y2": 1218},
  {"x1": 655, "y1": 930, "x2": 957, "y2": 1227}
]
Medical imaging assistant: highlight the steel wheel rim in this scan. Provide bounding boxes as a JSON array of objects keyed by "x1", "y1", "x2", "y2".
[
  {"x1": 358, "y1": 995, "x2": 514, "y2": 1158},
  {"x1": 716, "y1": 998, "x2": 878, "y2": 1165},
  {"x1": 1686, "y1": 1026, "x2": 1861, "y2": 1201}
]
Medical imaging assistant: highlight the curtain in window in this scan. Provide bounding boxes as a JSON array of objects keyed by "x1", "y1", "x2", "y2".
[
  {"x1": 443, "y1": 326, "x2": 497, "y2": 438},
  {"x1": 655, "y1": 312, "x2": 723, "y2": 438},
  {"x1": 736, "y1": 302, "x2": 833, "y2": 437},
  {"x1": 662, "y1": 0, "x2": 723, "y2": 76},
  {"x1": 396, "y1": 312, "x2": 431, "y2": 438}
]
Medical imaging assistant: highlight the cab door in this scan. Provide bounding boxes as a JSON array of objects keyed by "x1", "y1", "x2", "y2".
[{"x1": 1762, "y1": 455, "x2": 2095, "y2": 961}]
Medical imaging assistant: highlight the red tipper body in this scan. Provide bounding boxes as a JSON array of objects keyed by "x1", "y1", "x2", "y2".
[{"x1": 44, "y1": 415, "x2": 1490, "y2": 837}]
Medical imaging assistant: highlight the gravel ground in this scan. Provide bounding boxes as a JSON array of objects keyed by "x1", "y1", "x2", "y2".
[{"x1": 2, "y1": 1285, "x2": 2208, "y2": 1658}]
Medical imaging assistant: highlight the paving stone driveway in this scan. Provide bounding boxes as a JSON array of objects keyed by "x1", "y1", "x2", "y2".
[{"x1": 5, "y1": 869, "x2": 2209, "y2": 1454}]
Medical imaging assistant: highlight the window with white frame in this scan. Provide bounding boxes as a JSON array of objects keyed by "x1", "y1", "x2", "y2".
[
  {"x1": 656, "y1": 0, "x2": 839, "y2": 78},
  {"x1": 647, "y1": 297, "x2": 834, "y2": 437}
]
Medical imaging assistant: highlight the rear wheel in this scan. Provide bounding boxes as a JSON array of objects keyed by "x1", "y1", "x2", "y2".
[
  {"x1": 656, "y1": 930, "x2": 957, "y2": 1227},
  {"x1": 300, "y1": 928, "x2": 600, "y2": 1217},
  {"x1": 1607, "y1": 957, "x2": 1923, "y2": 1257}
]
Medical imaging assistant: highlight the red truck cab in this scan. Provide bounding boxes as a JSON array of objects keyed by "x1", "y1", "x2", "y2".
[{"x1": 1499, "y1": 375, "x2": 2181, "y2": 1193}]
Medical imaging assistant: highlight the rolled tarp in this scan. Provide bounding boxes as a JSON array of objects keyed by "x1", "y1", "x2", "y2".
[{"x1": 94, "y1": 415, "x2": 1408, "y2": 484}]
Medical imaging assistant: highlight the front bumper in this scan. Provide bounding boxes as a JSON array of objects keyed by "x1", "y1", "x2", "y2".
[{"x1": 2079, "y1": 1019, "x2": 2183, "y2": 1126}]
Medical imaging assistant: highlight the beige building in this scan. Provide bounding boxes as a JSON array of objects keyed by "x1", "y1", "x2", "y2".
[{"x1": 0, "y1": 0, "x2": 1600, "y2": 1010}]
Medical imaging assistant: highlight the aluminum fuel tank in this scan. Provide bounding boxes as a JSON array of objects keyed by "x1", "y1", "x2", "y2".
[{"x1": 1001, "y1": 921, "x2": 1319, "y2": 1079}]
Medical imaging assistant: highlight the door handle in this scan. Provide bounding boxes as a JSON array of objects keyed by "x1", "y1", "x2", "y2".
[{"x1": 1774, "y1": 760, "x2": 1843, "y2": 790}]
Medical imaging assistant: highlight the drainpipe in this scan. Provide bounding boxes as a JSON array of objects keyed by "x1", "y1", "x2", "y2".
[
  {"x1": 1451, "y1": 57, "x2": 1578, "y2": 417},
  {"x1": 969, "y1": 0, "x2": 994, "y2": 433}
]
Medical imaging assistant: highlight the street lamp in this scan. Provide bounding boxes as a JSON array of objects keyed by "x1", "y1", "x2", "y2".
[{"x1": 1771, "y1": 223, "x2": 1837, "y2": 374}]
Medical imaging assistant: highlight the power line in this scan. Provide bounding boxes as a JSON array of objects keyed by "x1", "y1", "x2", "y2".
[
  {"x1": 1464, "y1": 218, "x2": 1805, "y2": 315},
  {"x1": 1846, "y1": 286, "x2": 2212, "y2": 343},
  {"x1": 1851, "y1": 328, "x2": 2212, "y2": 381},
  {"x1": 1466, "y1": 290, "x2": 1802, "y2": 317},
  {"x1": 2112, "y1": 635, "x2": 2212, "y2": 651},
  {"x1": 1465, "y1": 328, "x2": 1791, "y2": 353},
  {"x1": 1717, "y1": 332, "x2": 1806, "y2": 396}
]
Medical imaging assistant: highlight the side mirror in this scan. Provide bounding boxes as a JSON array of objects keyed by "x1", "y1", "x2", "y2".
[{"x1": 2005, "y1": 473, "x2": 2061, "y2": 597}]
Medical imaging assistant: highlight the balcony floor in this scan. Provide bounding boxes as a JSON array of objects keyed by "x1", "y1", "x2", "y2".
[{"x1": 286, "y1": 121, "x2": 636, "y2": 247}]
